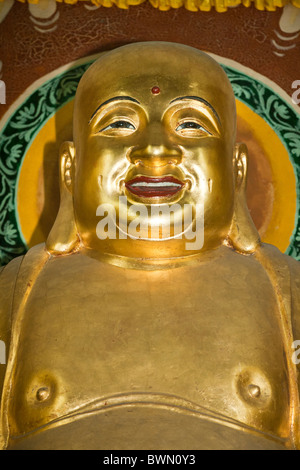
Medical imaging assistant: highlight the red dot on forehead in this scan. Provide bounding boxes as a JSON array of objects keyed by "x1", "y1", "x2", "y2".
[{"x1": 151, "y1": 86, "x2": 160, "y2": 95}]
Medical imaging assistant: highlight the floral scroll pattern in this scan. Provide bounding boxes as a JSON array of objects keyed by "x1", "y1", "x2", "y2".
[
  {"x1": 0, "y1": 63, "x2": 92, "y2": 265},
  {"x1": 0, "y1": 61, "x2": 299, "y2": 266}
]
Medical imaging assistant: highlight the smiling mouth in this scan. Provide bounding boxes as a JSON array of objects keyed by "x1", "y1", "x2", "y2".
[{"x1": 125, "y1": 176, "x2": 185, "y2": 198}]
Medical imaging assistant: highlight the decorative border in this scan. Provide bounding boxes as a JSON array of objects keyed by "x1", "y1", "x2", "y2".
[
  {"x1": 0, "y1": 62, "x2": 92, "y2": 265},
  {"x1": 0, "y1": 60, "x2": 299, "y2": 265}
]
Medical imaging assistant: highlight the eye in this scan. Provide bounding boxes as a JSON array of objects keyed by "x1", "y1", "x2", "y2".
[
  {"x1": 100, "y1": 120, "x2": 136, "y2": 132},
  {"x1": 175, "y1": 121, "x2": 211, "y2": 135}
]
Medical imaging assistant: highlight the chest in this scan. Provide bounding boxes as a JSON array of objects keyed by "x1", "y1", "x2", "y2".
[{"x1": 7, "y1": 252, "x2": 290, "y2": 438}]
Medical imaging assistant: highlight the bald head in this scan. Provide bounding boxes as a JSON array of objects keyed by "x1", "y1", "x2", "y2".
[
  {"x1": 73, "y1": 42, "x2": 237, "y2": 149},
  {"x1": 63, "y1": 41, "x2": 250, "y2": 258}
]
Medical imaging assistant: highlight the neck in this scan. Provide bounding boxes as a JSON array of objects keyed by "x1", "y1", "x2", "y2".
[{"x1": 80, "y1": 240, "x2": 232, "y2": 271}]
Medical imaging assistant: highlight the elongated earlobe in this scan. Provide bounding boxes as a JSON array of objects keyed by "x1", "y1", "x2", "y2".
[
  {"x1": 228, "y1": 143, "x2": 261, "y2": 254},
  {"x1": 46, "y1": 142, "x2": 80, "y2": 255}
]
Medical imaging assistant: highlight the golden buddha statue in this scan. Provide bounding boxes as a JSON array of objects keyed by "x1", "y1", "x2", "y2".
[{"x1": 0, "y1": 42, "x2": 300, "y2": 450}]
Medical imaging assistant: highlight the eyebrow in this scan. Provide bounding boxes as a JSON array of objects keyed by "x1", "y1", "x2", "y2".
[
  {"x1": 169, "y1": 96, "x2": 221, "y2": 125},
  {"x1": 89, "y1": 96, "x2": 140, "y2": 124}
]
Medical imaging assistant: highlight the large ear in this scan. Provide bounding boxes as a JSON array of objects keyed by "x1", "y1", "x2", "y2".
[
  {"x1": 228, "y1": 143, "x2": 261, "y2": 254},
  {"x1": 46, "y1": 141, "x2": 80, "y2": 255}
]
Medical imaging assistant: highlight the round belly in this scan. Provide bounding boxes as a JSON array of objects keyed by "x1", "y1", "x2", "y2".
[{"x1": 7, "y1": 397, "x2": 289, "y2": 450}]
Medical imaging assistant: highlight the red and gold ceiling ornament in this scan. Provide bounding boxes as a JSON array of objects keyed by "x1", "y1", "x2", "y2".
[{"x1": 2, "y1": 0, "x2": 300, "y2": 12}]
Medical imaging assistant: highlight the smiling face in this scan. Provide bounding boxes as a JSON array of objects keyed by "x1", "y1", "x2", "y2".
[{"x1": 71, "y1": 42, "x2": 238, "y2": 259}]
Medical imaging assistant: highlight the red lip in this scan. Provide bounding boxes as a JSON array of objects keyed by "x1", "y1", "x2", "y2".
[{"x1": 125, "y1": 176, "x2": 185, "y2": 198}]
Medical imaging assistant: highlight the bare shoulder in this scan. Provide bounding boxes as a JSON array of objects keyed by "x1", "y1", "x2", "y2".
[
  {"x1": 285, "y1": 253, "x2": 300, "y2": 280},
  {"x1": 284, "y1": 254, "x2": 300, "y2": 339},
  {"x1": 284, "y1": 253, "x2": 300, "y2": 298},
  {"x1": 0, "y1": 256, "x2": 23, "y2": 332},
  {"x1": 0, "y1": 257, "x2": 23, "y2": 393},
  {"x1": 0, "y1": 245, "x2": 49, "y2": 343},
  {"x1": 0, "y1": 256, "x2": 24, "y2": 448}
]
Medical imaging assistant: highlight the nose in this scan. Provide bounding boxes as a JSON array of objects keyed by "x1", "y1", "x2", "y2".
[{"x1": 128, "y1": 123, "x2": 182, "y2": 167}]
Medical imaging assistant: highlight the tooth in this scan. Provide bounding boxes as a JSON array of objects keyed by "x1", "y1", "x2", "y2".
[{"x1": 131, "y1": 182, "x2": 181, "y2": 188}]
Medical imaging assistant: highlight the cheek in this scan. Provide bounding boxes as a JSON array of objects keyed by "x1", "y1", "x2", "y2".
[
  {"x1": 204, "y1": 162, "x2": 235, "y2": 222},
  {"x1": 184, "y1": 141, "x2": 234, "y2": 185},
  {"x1": 75, "y1": 158, "x2": 101, "y2": 211},
  {"x1": 100, "y1": 154, "x2": 130, "y2": 198},
  {"x1": 203, "y1": 167, "x2": 235, "y2": 233},
  {"x1": 81, "y1": 137, "x2": 130, "y2": 190},
  {"x1": 74, "y1": 141, "x2": 131, "y2": 222},
  {"x1": 182, "y1": 141, "x2": 235, "y2": 217}
]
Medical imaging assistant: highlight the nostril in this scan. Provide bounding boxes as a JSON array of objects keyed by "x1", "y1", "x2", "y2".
[{"x1": 128, "y1": 146, "x2": 182, "y2": 166}]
